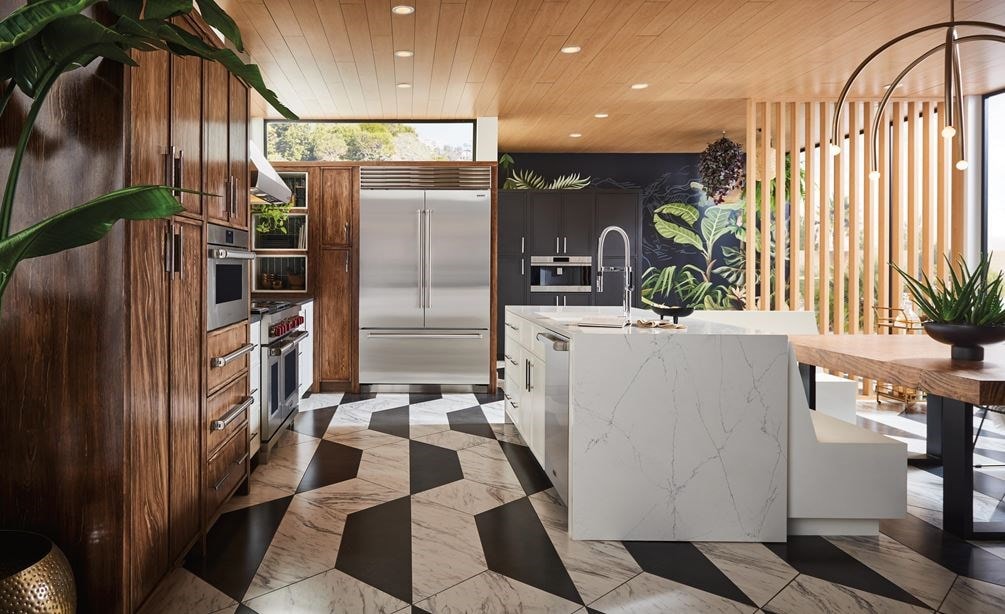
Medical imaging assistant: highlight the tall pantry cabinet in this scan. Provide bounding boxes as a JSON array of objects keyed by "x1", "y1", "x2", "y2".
[{"x1": 0, "y1": 6, "x2": 251, "y2": 613}]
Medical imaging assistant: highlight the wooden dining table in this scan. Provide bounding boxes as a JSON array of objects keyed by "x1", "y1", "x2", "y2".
[{"x1": 790, "y1": 334, "x2": 1005, "y2": 540}]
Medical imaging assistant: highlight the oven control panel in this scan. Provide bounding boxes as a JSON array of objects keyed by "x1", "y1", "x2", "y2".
[{"x1": 269, "y1": 315, "x2": 305, "y2": 338}]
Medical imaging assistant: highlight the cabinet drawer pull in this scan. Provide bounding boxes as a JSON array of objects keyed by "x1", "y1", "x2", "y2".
[
  {"x1": 211, "y1": 396, "x2": 253, "y2": 431},
  {"x1": 504, "y1": 322, "x2": 519, "y2": 331},
  {"x1": 211, "y1": 343, "x2": 256, "y2": 368},
  {"x1": 212, "y1": 453, "x2": 248, "y2": 491},
  {"x1": 505, "y1": 354, "x2": 518, "y2": 366}
]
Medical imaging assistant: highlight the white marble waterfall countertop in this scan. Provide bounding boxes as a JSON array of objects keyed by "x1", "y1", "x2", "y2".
[
  {"x1": 506, "y1": 305, "x2": 760, "y2": 337},
  {"x1": 505, "y1": 305, "x2": 789, "y2": 542}
]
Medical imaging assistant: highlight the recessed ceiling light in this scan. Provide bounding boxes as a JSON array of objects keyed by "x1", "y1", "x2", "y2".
[
  {"x1": 569, "y1": 132, "x2": 582, "y2": 138},
  {"x1": 396, "y1": 82, "x2": 412, "y2": 89},
  {"x1": 630, "y1": 83, "x2": 649, "y2": 90},
  {"x1": 394, "y1": 50, "x2": 414, "y2": 58},
  {"x1": 560, "y1": 45, "x2": 581, "y2": 54},
  {"x1": 594, "y1": 112, "x2": 609, "y2": 118},
  {"x1": 391, "y1": 5, "x2": 415, "y2": 15}
]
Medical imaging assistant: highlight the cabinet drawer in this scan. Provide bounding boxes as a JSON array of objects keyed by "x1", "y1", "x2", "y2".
[
  {"x1": 207, "y1": 374, "x2": 250, "y2": 456},
  {"x1": 503, "y1": 312, "x2": 522, "y2": 339},
  {"x1": 208, "y1": 321, "x2": 253, "y2": 393},
  {"x1": 206, "y1": 427, "x2": 248, "y2": 520}
]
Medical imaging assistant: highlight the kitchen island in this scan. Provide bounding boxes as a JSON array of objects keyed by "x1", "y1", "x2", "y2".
[{"x1": 504, "y1": 305, "x2": 789, "y2": 542}]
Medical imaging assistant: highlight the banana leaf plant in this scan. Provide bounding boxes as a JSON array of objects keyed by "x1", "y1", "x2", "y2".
[{"x1": 0, "y1": 0, "x2": 298, "y2": 309}]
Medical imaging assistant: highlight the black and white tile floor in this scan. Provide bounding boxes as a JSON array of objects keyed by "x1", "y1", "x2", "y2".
[{"x1": 139, "y1": 392, "x2": 1005, "y2": 614}]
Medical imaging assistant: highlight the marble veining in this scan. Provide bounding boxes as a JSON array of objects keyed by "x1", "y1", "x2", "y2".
[
  {"x1": 762, "y1": 574, "x2": 931, "y2": 614},
  {"x1": 589, "y1": 572, "x2": 755, "y2": 613},
  {"x1": 415, "y1": 571, "x2": 581, "y2": 614}
]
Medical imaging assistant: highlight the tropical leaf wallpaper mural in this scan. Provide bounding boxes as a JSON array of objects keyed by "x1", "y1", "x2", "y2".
[{"x1": 499, "y1": 153, "x2": 754, "y2": 310}]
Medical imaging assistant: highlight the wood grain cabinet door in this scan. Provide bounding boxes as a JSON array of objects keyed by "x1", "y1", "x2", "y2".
[
  {"x1": 319, "y1": 248, "x2": 353, "y2": 383},
  {"x1": 168, "y1": 217, "x2": 203, "y2": 561},
  {"x1": 170, "y1": 53, "x2": 203, "y2": 215},
  {"x1": 321, "y1": 168, "x2": 354, "y2": 247},
  {"x1": 228, "y1": 75, "x2": 249, "y2": 229},
  {"x1": 204, "y1": 60, "x2": 229, "y2": 224}
]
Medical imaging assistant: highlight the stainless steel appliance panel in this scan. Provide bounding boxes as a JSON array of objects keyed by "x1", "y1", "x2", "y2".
[
  {"x1": 207, "y1": 224, "x2": 251, "y2": 331},
  {"x1": 422, "y1": 190, "x2": 491, "y2": 329},
  {"x1": 539, "y1": 331, "x2": 571, "y2": 504},
  {"x1": 359, "y1": 329, "x2": 490, "y2": 385},
  {"x1": 359, "y1": 190, "x2": 426, "y2": 329}
]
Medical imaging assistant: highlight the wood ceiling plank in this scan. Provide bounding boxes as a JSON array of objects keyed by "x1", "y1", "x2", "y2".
[
  {"x1": 426, "y1": 1, "x2": 466, "y2": 115},
  {"x1": 411, "y1": 0, "x2": 442, "y2": 116},
  {"x1": 341, "y1": 2, "x2": 383, "y2": 117},
  {"x1": 441, "y1": 0, "x2": 492, "y2": 116}
]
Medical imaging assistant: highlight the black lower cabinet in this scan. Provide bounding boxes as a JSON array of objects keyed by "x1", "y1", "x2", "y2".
[{"x1": 529, "y1": 293, "x2": 592, "y2": 307}]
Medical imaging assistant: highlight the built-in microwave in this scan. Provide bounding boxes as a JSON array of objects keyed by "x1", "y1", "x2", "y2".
[
  {"x1": 530, "y1": 256, "x2": 593, "y2": 293},
  {"x1": 207, "y1": 224, "x2": 253, "y2": 331}
]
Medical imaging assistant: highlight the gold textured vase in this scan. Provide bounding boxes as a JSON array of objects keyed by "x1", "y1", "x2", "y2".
[{"x1": 0, "y1": 531, "x2": 76, "y2": 614}]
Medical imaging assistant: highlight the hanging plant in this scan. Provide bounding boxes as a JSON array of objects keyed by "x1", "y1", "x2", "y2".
[{"x1": 698, "y1": 135, "x2": 745, "y2": 203}]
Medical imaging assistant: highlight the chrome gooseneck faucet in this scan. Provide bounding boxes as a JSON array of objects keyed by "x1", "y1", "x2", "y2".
[{"x1": 596, "y1": 226, "x2": 633, "y2": 323}]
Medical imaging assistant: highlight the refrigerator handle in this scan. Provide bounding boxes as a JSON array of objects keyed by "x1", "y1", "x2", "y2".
[
  {"x1": 425, "y1": 208, "x2": 433, "y2": 308},
  {"x1": 416, "y1": 209, "x2": 424, "y2": 308}
]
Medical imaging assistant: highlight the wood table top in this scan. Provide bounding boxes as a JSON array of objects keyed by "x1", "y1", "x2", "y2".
[{"x1": 790, "y1": 334, "x2": 1005, "y2": 406}]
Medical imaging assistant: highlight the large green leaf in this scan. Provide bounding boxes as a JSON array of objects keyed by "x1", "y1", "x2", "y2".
[
  {"x1": 654, "y1": 202, "x2": 699, "y2": 225},
  {"x1": 144, "y1": 0, "x2": 194, "y2": 20},
  {"x1": 0, "y1": 0, "x2": 98, "y2": 53},
  {"x1": 0, "y1": 186, "x2": 182, "y2": 293},
  {"x1": 195, "y1": 0, "x2": 244, "y2": 52},
  {"x1": 653, "y1": 213, "x2": 703, "y2": 250},
  {"x1": 700, "y1": 205, "x2": 736, "y2": 251}
]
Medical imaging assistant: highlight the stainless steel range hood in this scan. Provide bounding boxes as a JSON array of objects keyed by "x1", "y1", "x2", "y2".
[{"x1": 249, "y1": 140, "x2": 292, "y2": 204}]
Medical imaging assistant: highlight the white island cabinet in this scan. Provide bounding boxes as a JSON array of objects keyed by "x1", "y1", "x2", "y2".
[
  {"x1": 298, "y1": 299, "x2": 314, "y2": 396},
  {"x1": 504, "y1": 305, "x2": 789, "y2": 542}
]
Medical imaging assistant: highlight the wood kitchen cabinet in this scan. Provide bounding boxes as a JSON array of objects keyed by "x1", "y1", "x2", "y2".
[
  {"x1": 318, "y1": 248, "x2": 354, "y2": 385},
  {"x1": 229, "y1": 74, "x2": 249, "y2": 229},
  {"x1": 170, "y1": 20, "x2": 203, "y2": 216},
  {"x1": 321, "y1": 167, "x2": 354, "y2": 246},
  {"x1": 204, "y1": 60, "x2": 229, "y2": 224}
]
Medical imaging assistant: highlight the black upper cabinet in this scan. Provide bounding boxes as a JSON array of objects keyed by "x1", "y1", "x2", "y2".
[
  {"x1": 596, "y1": 192, "x2": 640, "y2": 260},
  {"x1": 498, "y1": 192, "x2": 527, "y2": 256},
  {"x1": 528, "y1": 193, "x2": 562, "y2": 255},
  {"x1": 561, "y1": 193, "x2": 595, "y2": 255}
]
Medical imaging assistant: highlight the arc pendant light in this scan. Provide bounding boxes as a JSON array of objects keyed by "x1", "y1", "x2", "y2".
[{"x1": 830, "y1": 0, "x2": 1005, "y2": 178}]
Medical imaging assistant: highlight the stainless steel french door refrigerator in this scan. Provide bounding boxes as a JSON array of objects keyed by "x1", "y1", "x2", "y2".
[{"x1": 359, "y1": 188, "x2": 491, "y2": 385}]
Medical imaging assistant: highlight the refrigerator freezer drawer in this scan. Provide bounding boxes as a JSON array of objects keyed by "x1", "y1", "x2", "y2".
[{"x1": 359, "y1": 329, "x2": 490, "y2": 385}]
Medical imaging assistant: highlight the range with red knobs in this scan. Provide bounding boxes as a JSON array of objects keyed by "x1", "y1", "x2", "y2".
[{"x1": 252, "y1": 300, "x2": 307, "y2": 462}]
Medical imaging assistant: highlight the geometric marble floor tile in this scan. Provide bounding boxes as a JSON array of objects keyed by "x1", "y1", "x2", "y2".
[
  {"x1": 694, "y1": 542, "x2": 798, "y2": 608},
  {"x1": 476, "y1": 497, "x2": 584, "y2": 604},
  {"x1": 765, "y1": 536, "x2": 928, "y2": 609},
  {"x1": 414, "y1": 570, "x2": 582, "y2": 614},
  {"x1": 138, "y1": 568, "x2": 236, "y2": 614},
  {"x1": 623, "y1": 541, "x2": 755, "y2": 607},
  {"x1": 762, "y1": 574, "x2": 931, "y2": 614},
  {"x1": 939, "y1": 575, "x2": 1005, "y2": 614},
  {"x1": 144, "y1": 393, "x2": 1005, "y2": 613},
  {"x1": 242, "y1": 567, "x2": 407, "y2": 614},
  {"x1": 827, "y1": 534, "x2": 957, "y2": 609},
  {"x1": 589, "y1": 572, "x2": 756, "y2": 613}
]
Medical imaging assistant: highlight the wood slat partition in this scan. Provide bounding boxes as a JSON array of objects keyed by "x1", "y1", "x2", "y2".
[{"x1": 744, "y1": 99, "x2": 957, "y2": 386}]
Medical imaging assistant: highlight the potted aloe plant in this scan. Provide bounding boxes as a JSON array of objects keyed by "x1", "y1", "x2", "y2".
[
  {"x1": 894, "y1": 254, "x2": 1005, "y2": 361},
  {"x1": 0, "y1": 0, "x2": 296, "y2": 607}
]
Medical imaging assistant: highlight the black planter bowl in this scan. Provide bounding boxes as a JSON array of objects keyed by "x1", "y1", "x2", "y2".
[
  {"x1": 649, "y1": 305, "x2": 694, "y2": 325},
  {"x1": 923, "y1": 322, "x2": 1005, "y2": 361}
]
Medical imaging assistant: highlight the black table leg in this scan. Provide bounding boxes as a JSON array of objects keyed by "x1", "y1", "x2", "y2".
[
  {"x1": 926, "y1": 394, "x2": 943, "y2": 458},
  {"x1": 936, "y1": 394, "x2": 1005, "y2": 539},
  {"x1": 798, "y1": 363, "x2": 816, "y2": 410}
]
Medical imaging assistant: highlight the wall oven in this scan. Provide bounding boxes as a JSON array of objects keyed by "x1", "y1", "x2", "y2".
[
  {"x1": 530, "y1": 256, "x2": 593, "y2": 293},
  {"x1": 207, "y1": 224, "x2": 253, "y2": 331}
]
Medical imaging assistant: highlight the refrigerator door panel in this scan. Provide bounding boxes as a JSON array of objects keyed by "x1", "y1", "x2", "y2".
[
  {"x1": 423, "y1": 190, "x2": 491, "y2": 329},
  {"x1": 359, "y1": 190, "x2": 425, "y2": 329},
  {"x1": 358, "y1": 329, "x2": 490, "y2": 385}
]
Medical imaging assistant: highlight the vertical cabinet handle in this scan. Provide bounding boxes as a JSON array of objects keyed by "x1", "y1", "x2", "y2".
[
  {"x1": 555, "y1": 296, "x2": 559, "y2": 306},
  {"x1": 525, "y1": 359, "x2": 532, "y2": 392},
  {"x1": 521, "y1": 258, "x2": 524, "y2": 276},
  {"x1": 521, "y1": 236, "x2": 525, "y2": 254},
  {"x1": 164, "y1": 221, "x2": 174, "y2": 276},
  {"x1": 344, "y1": 251, "x2": 350, "y2": 273},
  {"x1": 174, "y1": 149, "x2": 184, "y2": 196},
  {"x1": 564, "y1": 237, "x2": 568, "y2": 253},
  {"x1": 163, "y1": 145, "x2": 176, "y2": 188},
  {"x1": 563, "y1": 296, "x2": 567, "y2": 307},
  {"x1": 173, "y1": 226, "x2": 183, "y2": 278},
  {"x1": 416, "y1": 209, "x2": 424, "y2": 307},
  {"x1": 231, "y1": 175, "x2": 239, "y2": 218},
  {"x1": 344, "y1": 222, "x2": 350, "y2": 244},
  {"x1": 555, "y1": 236, "x2": 559, "y2": 253},
  {"x1": 224, "y1": 176, "x2": 232, "y2": 219},
  {"x1": 425, "y1": 209, "x2": 433, "y2": 308}
]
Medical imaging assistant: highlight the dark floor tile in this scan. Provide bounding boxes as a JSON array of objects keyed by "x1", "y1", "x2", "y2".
[
  {"x1": 882, "y1": 511, "x2": 1005, "y2": 585},
  {"x1": 296, "y1": 440, "x2": 362, "y2": 493},
  {"x1": 409, "y1": 392, "x2": 443, "y2": 404},
  {"x1": 475, "y1": 497, "x2": 582, "y2": 604},
  {"x1": 369, "y1": 405, "x2": 411, "y2": 439},
  {"x1": 447, "y1": 405, "x2": 497, "y2": 439},
  {"x1": 857, "y1": 416, "x2": 923, "y2": 440},
  {"x1": 292, "y1": 406, "x2": 337, "y2": 438},
  {"x1": 922, "y1": 463, "x2": 1005, "y2": 502},
  {"x1": 410, "y1": 439, "x2": 464, "y2": 494},
  {"x1": 623, "y1": 542, "x2": 754, "y2": 606},
  {"x1": 499, "y1": 440, "x2": 552, "y2": 496},
  {"x1": 476, "y1": 391, "x2": 505, "y2": 404},
  {"x1": 335, "y1": 496, "x2": 412, "y2": 604},
  {"x1": 340, "y1": 392, "x2": 378, "y2": 404},
  {"x1": 235, "y1": 605, "x2": 259, "y2": 614},
  {"x1": 766, "y1": 536, "x2": 928, "y2": 607},
  {"x1": 412, "y1": 607, "x2": 431, "y2": 614},
  {"x1": 185, "y1": 496, "x2": 293, "y2": 602}
]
